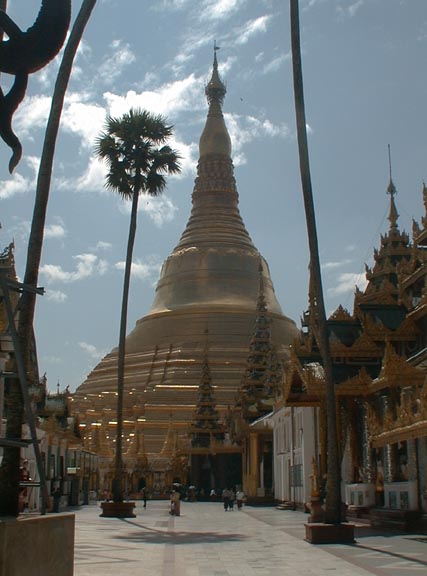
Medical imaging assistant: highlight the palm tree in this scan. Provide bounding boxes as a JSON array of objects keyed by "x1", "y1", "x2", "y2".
[
  {"x1": 95, "y1": 109, "x2": 181, "y2": 503},
  {"x1": 290, "y1": 0, "x2": 341, "y2": 524},
  {"x1": 0, "y1": 0, "x2": 98, "y2": 517}
]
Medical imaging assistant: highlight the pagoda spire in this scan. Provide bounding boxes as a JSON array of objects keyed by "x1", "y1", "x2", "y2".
[
  {"x1": 387, "y1": 145, "x2": 399, "y2": 231},
  {"x1": 356, "y1": 149, "x2": 412, "y2": 305},
  {"x1": 199, "y1": 45, "x2": 230, "y2": 159},
  {"x1": 160, "y1": 414, "x2": 178, "y2": 457},
  {"x1": 190, "y1": 340, "x2": 224, "y2": 447},
  {"x1": 239, "y1": 262, "x2": 274, "y2": 421},
  {"x1": 173, "y1": 48, "x2": 255, "y2": 252}
]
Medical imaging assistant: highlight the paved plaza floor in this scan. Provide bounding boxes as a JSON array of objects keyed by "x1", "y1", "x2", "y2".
[{"x1": 73, "y1": 500, "x2": 427, "y2": 576}]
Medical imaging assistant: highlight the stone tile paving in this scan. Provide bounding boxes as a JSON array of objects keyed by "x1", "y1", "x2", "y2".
[{"x1": 73, "y1": 500, "x2": 426, "y2": 576}]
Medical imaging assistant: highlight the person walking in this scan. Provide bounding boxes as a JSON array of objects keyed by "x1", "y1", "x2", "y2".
[
  {"x1": 141, "y1": 487, "x2": 147, "y2": 508},
  {"x1": 236, "y1": 489, "x2": 245, "y2": 510},
  {"x1": 222, "y1": 488, "x2": 230, "y2": 511},
  {"x1": 229, "y1": 489, "x2": 235, "y2": 511},
  {"x1": 52, "y1": 486, "x2": 61, "y2": 513},
  {"x1": 170, "y1": 488, "x2": 181, "y2": 516}
]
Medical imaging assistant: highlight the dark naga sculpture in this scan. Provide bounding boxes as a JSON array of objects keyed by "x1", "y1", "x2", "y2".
[{"x1": 0, "y1": 1, "x2": 71, "y2": 173}]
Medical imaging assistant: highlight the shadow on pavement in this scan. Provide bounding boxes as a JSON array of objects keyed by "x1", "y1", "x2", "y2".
[
  {"x1": 113, "y1": 518, "x2": 246, "y2": 545},
  {"x1": 350, "y1": 542, "x2": 427, "y2": 568}
]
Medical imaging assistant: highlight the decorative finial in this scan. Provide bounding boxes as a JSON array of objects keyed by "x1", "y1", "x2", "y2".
[
  {"x1": 205, "y1": 42, "x2": 226, "y2": 105},
  {"x1": 386, "y1": 145, "x2": 399, "y2": 231},
  {"x1": 387, "y1": 144, "x2": 397, "y2": 197}
]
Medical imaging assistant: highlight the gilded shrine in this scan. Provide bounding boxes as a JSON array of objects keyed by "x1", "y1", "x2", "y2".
[{"x1": 71, "y1": 54, "x2": 298, "y2": 496}]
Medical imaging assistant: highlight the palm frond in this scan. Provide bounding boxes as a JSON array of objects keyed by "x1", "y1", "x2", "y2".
[{"x1": 94, "y1": 108, "x2": 181, "y2": 201}]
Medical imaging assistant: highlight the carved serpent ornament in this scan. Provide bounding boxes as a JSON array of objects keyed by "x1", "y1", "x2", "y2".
[{"x1": 0, "y1": 1, "x2": 71, "y2": 173}]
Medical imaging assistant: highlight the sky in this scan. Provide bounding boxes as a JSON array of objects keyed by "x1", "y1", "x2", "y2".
[{"x1": 1, "y1": 0, "x2": 427, "y2": 392}]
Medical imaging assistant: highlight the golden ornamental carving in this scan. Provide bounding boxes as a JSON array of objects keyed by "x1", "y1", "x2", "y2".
[
  {"x1": 349, "y1": 331, "x2": 381, "y2": 356},
  {"x1": 366, "y1": 402, "x2": 381, "y2": 438},
  {"x1": 373, "y1": 341, "x2": 422, "y2": 392},
  {"x1": 393, "y1": 315, "x2": 419, "y2": 340},
  {"x1": 328, "y1": 305, "x2": 353, "y2": 322},
  {"x1": 337, "y1": 366, "x2": 373, "y2": 396},
  {"x1": 368, "y1": 378, "x2": 427, "y2": 447},
  {"x1": 412, "y1": 218, "x2": 421, "y2": 242},
  {"x1": 362, "y1": 313, "x2": 391, "y2": 339}
]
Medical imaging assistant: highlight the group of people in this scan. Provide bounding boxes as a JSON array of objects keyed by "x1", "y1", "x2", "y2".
[{"x1": 222, "y1": 487, "x2": 245, "y2": 511}]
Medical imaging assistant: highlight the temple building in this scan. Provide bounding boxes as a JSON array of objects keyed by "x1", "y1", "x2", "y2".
[
  {"x1": 0, "y1": 242, "x2": 95, "y2": 512},
  {"x1": 71, "y1": 54, "x2": 298, "y2": 495},
  {"x1": 273, "y1": 176, "x2": 427, "y2": 528}
]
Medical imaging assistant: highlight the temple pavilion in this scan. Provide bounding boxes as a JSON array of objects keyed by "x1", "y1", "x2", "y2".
[
  {"x1": 274, "y1": 176, "x2": 427, "y2": 527},
  {"x1": 71, "y1": 54, "x2": 298, "y2": 495}
]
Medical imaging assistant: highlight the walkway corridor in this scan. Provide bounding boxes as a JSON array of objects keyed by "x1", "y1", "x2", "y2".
[{"x1": 74, "y1": 500, "x2": 427, "y2": 576}]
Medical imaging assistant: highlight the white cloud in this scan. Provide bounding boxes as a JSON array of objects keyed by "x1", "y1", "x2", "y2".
[
  {"x1": 141, "y1": 195, "x2": 179, "y2": 227},
  {"x1": 40, "y1": 254, "x2": 109, "y2": 284},
  {"x1": 97, "y1": 39, "x2": 136, "y2": 86},
  {"x1": 44, "y1": 221, "x2": 67, "y2": 240},
  {"x1": 42, "y1": 355, "x2": 62, "y2": 365},
  {"x1": 118, "y1": 194, "x2": 179, "y2": 228},
  {"x1": 103, "y1": 73, "x2": 203, "y2": 119},
  {"x1": 46, "y1": 290, "x2": 68, "y2": 303},
  {"x1": 0, "y1": 155, "x2": 39, "y2": 199},
  {"x1": 74, "y1": 157, "x2": 107, "y2": 193},
  {"x1": 61, "y1": 98, "x2": 106, "y2": 149},
  {"x1": 327, "y1": 272, "x2": 367, "y2": 297},
  {"x1": 337, "y1": 0, "x2": 364, "y2": 19},
  {"x1": 171, "y1": 138, "x2": 198, "y2": 177},
  {"x1": 0, "y1": 172, "x2": 32, "y2": 199},
  {"x1": 14, "y1": 95, "x2": 52, "y2": 138},
  {"x1": 262, "y1": 52, "x2": 291, "y2": 74},
  {"x1": 153, "y1": 0, "x2": 192, "y2": 11},
  {"x1": 79, "y1": 341, "x2": 106, "y2": 361},
  {"x1": 234, "y1": 15, "x2": 272, "y2": 45},
  {"x1": 322, "y1": 259, "x2": 352, "y2": 270},
  {"x1": 200, "y1": 0, "x2": 247, "y2": 21},
  {"x1": 94, "y1": 241, "x2": 113, "y2": 251},
  {"x1": 224, "y1": 112, "x2": 291, "y2": 164},
  {"x1": 218, "y1": 56, "x2": 237, "y2": 76},
  {"x1": 303, "y1": 0, "x2": 328, "y2": 10},
  {"x1": 115, "y1": 255, "x2": 162, "y2": 284}
]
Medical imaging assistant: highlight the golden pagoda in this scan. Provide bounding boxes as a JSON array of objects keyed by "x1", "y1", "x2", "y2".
[{"x1": 71, "y1": 53, "x2": 298, "y2": 491}]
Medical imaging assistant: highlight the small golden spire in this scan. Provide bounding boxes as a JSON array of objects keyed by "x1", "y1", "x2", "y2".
[
  {"x1": 198, "y1": 45, "x2": 232, "y2": 159},
  {"x1": 386, "y1": 145, "x2": 399, "y2": 231},
  {"x1": 205, "y1": 42, "x2": 226, "y2": 105}
]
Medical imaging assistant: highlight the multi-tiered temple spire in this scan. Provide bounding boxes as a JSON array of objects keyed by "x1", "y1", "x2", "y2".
[
  {"x1": 190, "y1": 343, "x2": 224, "y2": 448},
  {"x1": 73, "y1": 53, "x2": 298, "y2": 472},
  {"x1": 359, "y1": 160, "x2": 411, "y2": 306},
  {"x1": 239, "y1": 265, "x2": 278, "y2": 421}
]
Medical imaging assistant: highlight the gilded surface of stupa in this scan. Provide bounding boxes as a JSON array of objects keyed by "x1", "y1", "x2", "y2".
[{"x1": 72, "y1": 54, "x2": 298, "y2": 458}]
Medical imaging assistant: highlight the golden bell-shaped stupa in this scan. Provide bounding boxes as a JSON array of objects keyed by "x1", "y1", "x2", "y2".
[{"x1": 72, "y1": 53, "x2": 298, "y2": 455}]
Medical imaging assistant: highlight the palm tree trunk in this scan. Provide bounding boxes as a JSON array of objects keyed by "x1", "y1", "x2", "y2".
[
  {"x1": 0, "y1": 0, "x2": 97, "y2": 517},
  {"x1": 113, "y1": 179, "x2": 140, "y2": 503},
  {"x1": 290, "y1": 0, "x2": 341, "y2": 524}
]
